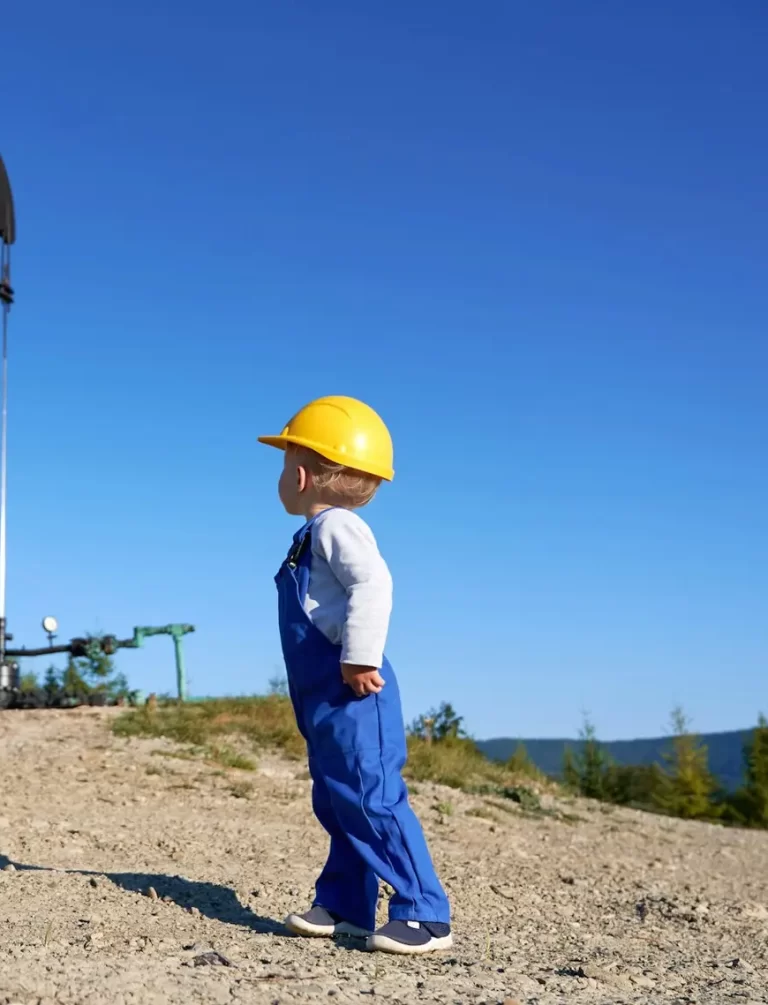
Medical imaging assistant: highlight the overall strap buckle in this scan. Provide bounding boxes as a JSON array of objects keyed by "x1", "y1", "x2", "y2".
[{"x1": 287, "y1": 531, "x2": 311, "y2": 569}]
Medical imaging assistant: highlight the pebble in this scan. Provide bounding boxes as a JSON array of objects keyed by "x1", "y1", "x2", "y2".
[
  {"x1": 631, "y1": 974, "x2": 657, "y2": 989},
  {"x1": 191, "y1": 950, "x2": 235, "y2": 967}
]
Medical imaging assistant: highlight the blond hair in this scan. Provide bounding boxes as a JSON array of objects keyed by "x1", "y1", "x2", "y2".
[{"x1": 289, "y1": 445, "x2": 382, "y2": 509}]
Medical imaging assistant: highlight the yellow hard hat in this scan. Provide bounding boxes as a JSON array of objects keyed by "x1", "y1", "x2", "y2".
[{"x1": 259, "y1": 395, "x2": 394, "y2": 481}]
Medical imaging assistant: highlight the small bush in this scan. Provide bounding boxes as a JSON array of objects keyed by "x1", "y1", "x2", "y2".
[
  {"x1": 229, "y1": 780, "x2": 254, "y2": 799},
  {"x1": 466, "y1": 806, "x2": 497, "y2": 821},
  {"x1": 500, "y1": 785, "x2": 541, "y2": 811},
  {"x1": 207, "y1": 746, "x2": 257, "y2": 771}
]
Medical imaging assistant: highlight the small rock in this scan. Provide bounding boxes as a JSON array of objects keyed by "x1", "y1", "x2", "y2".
[
  {"x1": 580, "y1": 964, "x2": 611, "y2": 982},
  {"x1": 722, "y1": 958, "x2": 755, "y2": 973},
  {"x1": 189, "y1": 906, "x2": 201, "y2": 917},
  {"x1": 146, "y1": 886, "x2": 159, "y2": 901},
  {"x1": 558, "y1": 967, "x2": 587, "y2": 979},
  {"x1": 2, "y1": 863, "x2": 16, "y2": 872},
  {"x1": 630, "y1": 974, "x2": 657, "y2": 989},
  {"x1": 193, "y1": 950, "x2": 235, "y2": 967},
  {"x1": 510, "y1": 976, "x2": 542, "y2": 993},
  {"x1": 742, "y1": 903, "x2": 768, "y2": 921},
  {"x1": 89, "y1": 877, "x2": 99, "y2": 888}
]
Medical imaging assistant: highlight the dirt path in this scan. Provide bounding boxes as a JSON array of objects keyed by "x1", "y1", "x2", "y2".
[{"x1": 0, "y1": 709, "x2": 766, "y2": 1005}]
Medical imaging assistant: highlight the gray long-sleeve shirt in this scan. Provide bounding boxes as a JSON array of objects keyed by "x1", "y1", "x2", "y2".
[{"x1": 304, "y1": 507, "x2": 393, "y2": 668}]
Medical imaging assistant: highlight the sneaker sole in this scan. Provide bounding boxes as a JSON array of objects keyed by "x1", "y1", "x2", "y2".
[
  {"x1": 366, "y1": 932, "x2": 454, "y2": 955},
  {"x1": 284, "y1": 915, "x2": 370, "y2": 939}
]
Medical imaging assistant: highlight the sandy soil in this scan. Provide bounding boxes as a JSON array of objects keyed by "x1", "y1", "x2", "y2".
[{"x1": 0, "y1": 708, "x2": 766, "y2": 1005}]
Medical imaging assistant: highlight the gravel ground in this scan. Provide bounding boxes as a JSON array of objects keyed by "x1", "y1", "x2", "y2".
[{"x1": 0, "y1": 709, "x2": 766, "y2": 1005}]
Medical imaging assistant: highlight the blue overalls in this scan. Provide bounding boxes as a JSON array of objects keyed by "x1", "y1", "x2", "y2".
[{"x1": 276, "y1": 515, "x2": 451, "y2": 932}]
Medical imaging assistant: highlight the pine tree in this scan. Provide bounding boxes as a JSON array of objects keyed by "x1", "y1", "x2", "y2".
[
  {"x1": 18, "y1": 670, "x2": 39, "y2": 693},
  {"x1": 61, "y1": 657, "x2": 89, "y2": 701},
  {"x1": 268, "y1": 673, "x2": 289, "y2": 697},
  {"x1": 562, "y1": 746, "x2": 580, "y2": 790},
  {"x1": 69, "y1": 636, "x2": 126, "y2": 701},
  {"x1": 77, "y1": 647, "x2": 114, "y2": 690},
  {"x1": 506, "y1": 742, "x2": 540, "y2": 779},
  {"x1": 410, "y1": 703, "x2": 466, "y2": 742},
  {"x1": 740, "y1": 715, "x2": 768, "y2": 827},
  {"x1": 43, "y1": 665, "x2": 59, "y2": 703},
  {"x1": 653, "y1": 707, "x2": 718, "y2": 820},
  {"x1": 603, "y1": 761, "x2": 662, "y2": 807},
  {"x1": 561, "y1": 717, "x2": 610, "y2": 799},
  {"x1": 577, "y1": 717, "x2": 609, "y2": 800}
]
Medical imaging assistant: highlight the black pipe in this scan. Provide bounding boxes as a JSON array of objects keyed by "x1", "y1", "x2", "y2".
[{"x1": 5, "y1": 638, "x2": 136, "y2": 659}]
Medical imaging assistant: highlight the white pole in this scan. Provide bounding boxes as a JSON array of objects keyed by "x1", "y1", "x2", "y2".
[
  {"x1": 0, "y1": 284, "x2": 7, "y2": 625},
  {"x1": 0, "y1": 155, "x2": 16, "y2": 680}
]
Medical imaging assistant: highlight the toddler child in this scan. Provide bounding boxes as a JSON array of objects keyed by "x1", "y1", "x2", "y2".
[{"x1": 259, "y1": 395, "x2": 451, "y2": 954}]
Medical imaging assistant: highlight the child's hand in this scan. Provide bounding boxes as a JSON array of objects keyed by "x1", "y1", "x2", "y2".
[{"x1": 341, "y1": 663, "x2": 386, "y2": 697}]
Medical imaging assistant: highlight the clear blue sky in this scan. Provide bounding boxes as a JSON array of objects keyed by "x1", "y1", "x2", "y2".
[{"x1": 2, "y1": 0, "x2": 766, "y2": 740}]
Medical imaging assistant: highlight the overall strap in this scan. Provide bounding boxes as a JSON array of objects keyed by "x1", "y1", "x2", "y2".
[
  {"x1": 286, "y1": 527, "x2": 312, "y2": 569},
  {"x1": 284, "y1": 520, "x2": 318, "y2": 607},
  {"x1": 285, "y1": 508, "x2": 339, "y2": 569}
]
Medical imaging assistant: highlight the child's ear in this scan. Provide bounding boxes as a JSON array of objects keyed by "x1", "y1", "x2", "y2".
[{"x1": 296, "y1": 464, "x2": 309, "y2": 494}]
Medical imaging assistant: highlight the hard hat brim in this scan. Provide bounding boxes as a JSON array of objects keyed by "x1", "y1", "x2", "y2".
[{"x1": 258, "y1": 434, "x2": 394, "y2": 481}]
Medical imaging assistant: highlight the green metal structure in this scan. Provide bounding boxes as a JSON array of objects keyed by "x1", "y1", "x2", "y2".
[{"x1": 129, "y1": 624, "x2": 195, "y2": 700}]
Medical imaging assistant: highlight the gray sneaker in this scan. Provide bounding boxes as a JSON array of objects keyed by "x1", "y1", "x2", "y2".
[
  {"x1": 284, "y1": 906, "x2": 370, "y2": 939},
  {"x1": 366, "y1": 920, "x2": 453, "y2": 955}
]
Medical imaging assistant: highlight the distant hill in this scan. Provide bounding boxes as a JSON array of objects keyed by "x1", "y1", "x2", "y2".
[{"x1": 477, "y1": 728, "x2": 754, "y2": 791}]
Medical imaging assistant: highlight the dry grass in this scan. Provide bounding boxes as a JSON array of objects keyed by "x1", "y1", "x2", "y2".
[
  {"x1": 466, "y1": 806, "x2": 498, "y2": 821},
  {"x1": 114, "y1": 696, "x2": 552, "y2": 798},
  {"x1": 228, "y1": 780, "x2": 254, "y2": 799},
  {"x1": 405, "y1": 734, "x2": 547, "y2": 796},
  {"x1": 113, "y1": 695, "x2": 303, "y2": 765}
]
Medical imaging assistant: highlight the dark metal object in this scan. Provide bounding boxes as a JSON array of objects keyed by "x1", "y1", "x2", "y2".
[
  {"x1": 0, "y1": 157, "x2": 16, "y2": 246},
  {"x1": 0, "y1": 661, "x2": 18, "y2": 690},
  {"x1": 2, "y1": 626, "x2": 196, "y2": 707}
]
